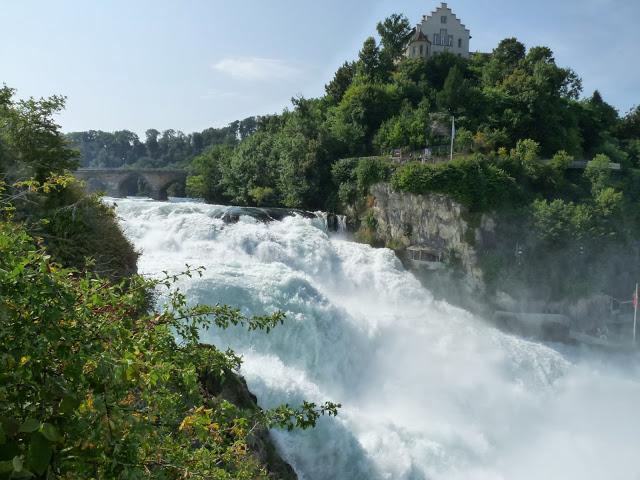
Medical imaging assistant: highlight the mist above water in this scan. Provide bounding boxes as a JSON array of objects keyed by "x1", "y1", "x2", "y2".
[{"x1": 114, "y1": 198, "x2": 640, "y2": 480}]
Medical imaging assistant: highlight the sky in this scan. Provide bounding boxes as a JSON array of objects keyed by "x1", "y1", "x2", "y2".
[{"x1": 1, "y1": 0, "x2": 638, "y2": 136}]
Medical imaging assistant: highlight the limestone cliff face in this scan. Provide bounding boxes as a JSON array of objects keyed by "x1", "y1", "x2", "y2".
[
  {"x1": 368, "y1": 183, "x2": 496, "y2": 293},
  {"x1": 364, "y1": 183, "x2": 634, "y2": 335}
]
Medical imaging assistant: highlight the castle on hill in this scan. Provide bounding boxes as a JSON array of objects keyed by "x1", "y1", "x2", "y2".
[{"x1": 405, "y1": 2, "x2": 471, "y2": 60}]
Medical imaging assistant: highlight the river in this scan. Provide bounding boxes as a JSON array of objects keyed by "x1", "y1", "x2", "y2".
[{"x1": 113, "y1": 197, "x2": 640, "y2": 480}]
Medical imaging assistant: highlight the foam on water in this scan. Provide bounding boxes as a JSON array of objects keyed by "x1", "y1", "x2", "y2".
[{"x1": 114, "y1": 197, "x2": 640, "y2": 480}]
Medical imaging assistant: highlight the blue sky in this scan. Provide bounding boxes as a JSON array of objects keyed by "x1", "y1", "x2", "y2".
[{"x1": 1, "y1": 0, "x2": 638, "y2": 136}]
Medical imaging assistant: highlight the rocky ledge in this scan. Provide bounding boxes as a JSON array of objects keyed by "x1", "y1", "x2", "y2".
[{"x1": 200, "y1": 362, "x2": 297, "y2": 480}]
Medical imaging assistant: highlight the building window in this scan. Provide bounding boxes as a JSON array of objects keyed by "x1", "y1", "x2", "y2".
[
  {"x1": 440, "y1": 29, "x2": 447, "y2": 45},
  {"x1": 434, "y1": 33, "x2": 440, "y2": 45},
  {"x1": 448, "y1": 35, "x2": 453, "y2": 46},
  {"x1": 441, "y1": 15, "x2": 447, "y2": 24},
  {"x1": 412, "y1": 46, "x2": 416, "y2": 56},
  {"x1": 419, "y1": 45, "x2": 424, "y2": 55},
  {"x1": 458, "y1": 38, "x2": 462, "y2": 48}
]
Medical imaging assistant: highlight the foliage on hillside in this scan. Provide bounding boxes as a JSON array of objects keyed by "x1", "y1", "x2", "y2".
[
  {"x1": 0, "y1": 85, "x2": 138, "y2": 278},
  {"x1": 0, "y1": 86, "x2": 79, "y2": 183},
  {"x1": 331, "y1": 136, "x2": 640, "y2": 301},
  {"x1": 0, "y1": 221, "x2": 338, "y2": 478},
  {"x1": 390, "y1": 157, "x2": 520, "y2": 212},
  {"x1": 1, "y1": 84, "x2": 339, "y2": 478},
  {"x1": 63, "y1": 15, "x2": 638, "y2": 213},
  {"x1": 66, "y1": 117, "x2": 259, "y2": 170},
  {"x1": 183, "y1": 17, "x2": 637, "y2": 210}
]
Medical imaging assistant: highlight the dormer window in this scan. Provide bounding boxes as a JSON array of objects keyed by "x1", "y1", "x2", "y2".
[{"x1": 441, "y1": 15, "x2": 447, "y2": 24}]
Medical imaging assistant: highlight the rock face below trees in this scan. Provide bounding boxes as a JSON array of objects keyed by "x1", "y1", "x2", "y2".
[
  {"x1": 200, "y1": 367, "x2": 297, "y2": 480},
  {"x1": 363, "y1": 183, "x2": 634, "y2": 341},
  {"x1": 368, "y1": 182, "x2": 496, "y2": 294}
]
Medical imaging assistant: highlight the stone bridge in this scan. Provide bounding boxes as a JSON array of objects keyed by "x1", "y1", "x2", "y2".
[{"x1": 74, "y1": 168, "x2": 187, "y2": 200}]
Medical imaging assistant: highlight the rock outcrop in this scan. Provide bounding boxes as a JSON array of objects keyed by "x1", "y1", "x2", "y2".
[
  {"x1": 368, "y1": 183, "x2": 496, "y2": 293},
  {"x1": 361, "y1": 183, "x2": 632, "y2": 339},
  {"x1": 200, "y1": 366, "x2": 297, "y2": 480}
]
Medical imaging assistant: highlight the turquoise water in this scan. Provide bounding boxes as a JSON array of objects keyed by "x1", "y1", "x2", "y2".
[{"x1": 114, "y1": 197, "x2": 640, "y2": 480}]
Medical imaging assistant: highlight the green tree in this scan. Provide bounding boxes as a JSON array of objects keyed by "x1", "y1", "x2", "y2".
[
  {"x1": 482, "y1": 38, "x2": 526, "y2": 86},
  {"x1": 0, "y1": 86, "x2": 79, "y2": 182},
  {"x1": 356, "y1": 37, "x2": 384, "y2": 82},
  {"x1": 325, "y1": 61, "x2": 357, "y2": 105},
  {"x1": 423, "y1": 52, "x2": 468, "y2": 90},
  {"x1": 584, "y1": 153, "x2": 612, "y2": 194},
  {"x1": 373, "y1": 99, "x2": 430, "y2": 151},
  {"x1": 376, "y1": 14, "x2": 412, "y2": 62},
  {"x1": 550, "y1": 150, "x2": 573, "y2": 168},
  {"x1": 329, "y1": 83, "x2": 400, "y2": 154},
  {"x1": 615, "y1": 105, "x2": 640, "y2": 140},
  {"x1": 510, "y1": 138, "x2": 541, "y2": 178},
  {"x1": 576, "y1": 90, "x2": 620, "y2": 156},
  {"x1": 482, "y1": 44, "x2": 583, "y2": 155},
  {"x1": 454, "y1": 128, "x2": 474, "y2": 153},
  {"x1": 436, "y1": 65, "x2": 469, "y2": 114},
  {"x1": 187, "y1": 144, "x2": 234, "y2": 202}
]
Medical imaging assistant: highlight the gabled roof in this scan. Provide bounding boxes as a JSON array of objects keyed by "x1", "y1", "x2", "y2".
[
  {"x1": 409, "y1": 27, "x2": 431, "y2": 44},
  {"x1": 422, "y1": 2, "x2": 470, "y2": 34}
]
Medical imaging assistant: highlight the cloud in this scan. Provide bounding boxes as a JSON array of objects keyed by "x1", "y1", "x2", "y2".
[
  {"x1": 199, "y1": 88, "x2": 247, "y2": 101},
  {"x1": 212, "y1": 57, "x2": 302, "y2": 82}
]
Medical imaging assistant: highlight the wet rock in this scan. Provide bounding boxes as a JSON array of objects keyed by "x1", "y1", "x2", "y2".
[
  {"x1": 200, "y1": 364, "x2": 297, "y2": 480},
  {"x1": 215, "y1": 206, "x2": 316, "y2": 224}
]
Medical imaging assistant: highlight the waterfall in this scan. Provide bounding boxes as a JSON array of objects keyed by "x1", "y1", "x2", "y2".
[
  {"x1": 337, "y1": 214, "x2": 347, "y2": 234},
  {"x1": 114, "y1": 198, "x2": 640, "y2": 480}
]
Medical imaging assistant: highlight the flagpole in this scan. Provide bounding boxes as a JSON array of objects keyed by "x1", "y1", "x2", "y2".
[
  {"x1": 634, "y1": 283, "x2": 638, "y2": 343},
  {"x1": 450, "y1": 115, "x2": 455, "y2": 161}
]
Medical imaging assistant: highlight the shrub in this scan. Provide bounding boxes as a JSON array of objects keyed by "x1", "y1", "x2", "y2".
[
  {"x1": 390, "y1": 156, "x2": 521, "y2": 211},
  {"x1": 584, "y1": 153, "x2": 612, "y2": 194},
  {"x1": 0, "y1": 221, "x2": 339, "y2": 479},
  {"x1": 249, "y1": 186, "x2": 276, "y2": 206},
  {"x1": 454, "y1": 128, "x2": 474, "y2": 153},
  {"x1": 549, "y1": 150, "x2": 574, "y2": 171},
  {"x1": 354, "y1": 157, "x2": 393, "y2": 191},
  {"x1": 510, "y1": 139, "x2": 542, "y2": 179},
  {"x1": 332, "y1": 157, "x2": 394, "y2": 208}
]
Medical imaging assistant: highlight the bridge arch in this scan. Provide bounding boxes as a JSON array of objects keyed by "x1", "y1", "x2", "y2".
[
  {"x1": 117, "y1": 172, "x2": 153, "y2": 198},
  {"x1": 75, "y1": 169, "x2": 187, "y2": 201}
]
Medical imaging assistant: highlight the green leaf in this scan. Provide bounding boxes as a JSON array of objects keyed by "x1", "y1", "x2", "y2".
[
  {"x1": 39, "y1": 424, "x2": 61, "y2": 443},
  {"x1": 0, "y1": 440, "x2": 20, "y2": 462},
  {"x1": 0, "y1": 417, "x2": 19, "y2": 437},
  {"x1": 12, "y1": 455, "x2": 23, "y2": 472},
  {"x1": 12, "y1": 469, "x2": 35, "y2": 479},
  {"x1": 27, "y1": 433, "x2": 52, "y2": 476},
  {"x1": 59, "y1": 395, "x2": 80, "y2": 415},
  {"x1": 0, "y1": 461, "x2": 12, "y2": 473},
  {"x1": 18, "y1": 419, "x2": 41, "y2": 433}
]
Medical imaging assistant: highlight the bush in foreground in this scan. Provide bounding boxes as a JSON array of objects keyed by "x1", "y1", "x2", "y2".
[{"x1": 0, "y1": 219, "x2": 338, "y2": 479}]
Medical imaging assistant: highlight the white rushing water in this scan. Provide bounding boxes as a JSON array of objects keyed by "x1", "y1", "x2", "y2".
[{"x1": 114, "y1": 198, "x2": 640, "y2": 480}]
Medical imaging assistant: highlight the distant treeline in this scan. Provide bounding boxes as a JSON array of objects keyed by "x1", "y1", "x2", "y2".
[
  {"x1": 66, "y1": 117, "x2": 259, "y2": 169},
  {"x1": 66, "y1": 14, "x2": 640, "y2": 213},
  {"x1": 182, "y1": 15, "x2": 640, "y2": 210}
]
